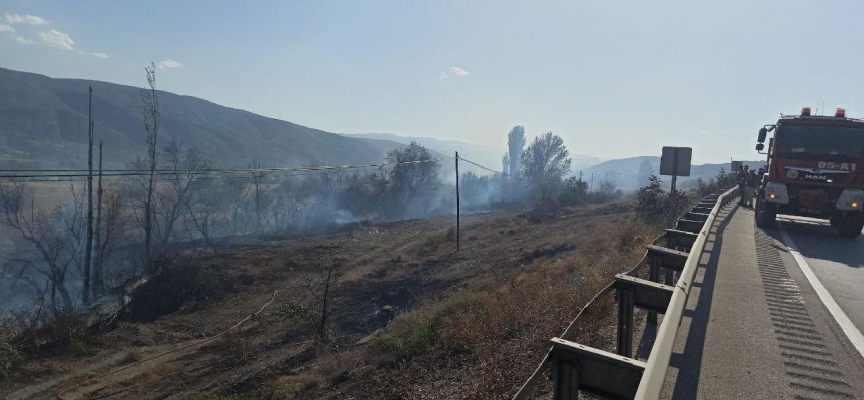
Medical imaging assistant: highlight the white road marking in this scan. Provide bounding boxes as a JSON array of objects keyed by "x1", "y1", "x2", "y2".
[{"x1": 777, "y1": 224, "x2": 864, "y2": 359}]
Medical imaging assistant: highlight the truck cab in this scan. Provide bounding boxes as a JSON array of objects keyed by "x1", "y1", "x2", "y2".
[{"x1": 754, "y1": 107, "x2": 864, "y2": 238}]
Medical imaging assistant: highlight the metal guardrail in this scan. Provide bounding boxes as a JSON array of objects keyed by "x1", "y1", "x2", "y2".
[{"x1": 514, "y1": 187, "x2": 737, "y2": 400}]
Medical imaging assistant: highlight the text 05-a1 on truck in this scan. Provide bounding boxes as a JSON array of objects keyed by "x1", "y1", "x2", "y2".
[{"x1": 754, "y1": 107, "x2": 864, "y2": 238}]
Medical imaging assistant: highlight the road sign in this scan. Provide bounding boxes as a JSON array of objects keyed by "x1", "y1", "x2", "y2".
[
  {"x1": 731, "y1": 160, "x2": 743, "y2": 173},
  {"x1": 660, "y1": 147, "x2": 692, "y2": 177}
]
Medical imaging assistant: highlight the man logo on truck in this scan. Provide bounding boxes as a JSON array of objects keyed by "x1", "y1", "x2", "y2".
[{"x1": 804, "y1": 174, "x2": 828, "y2": 181}]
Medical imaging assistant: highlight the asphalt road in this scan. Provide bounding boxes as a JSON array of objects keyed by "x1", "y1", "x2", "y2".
[
  {"x1": 777, "y1": 215, "x2": 864, "y2": 341},
  {"x1": 662, "y1": 205, "x2": 864, "y2": 399}
]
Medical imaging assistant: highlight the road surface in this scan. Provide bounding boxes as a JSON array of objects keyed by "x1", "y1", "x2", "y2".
[{"x1": 662, "y1": 204, "x2": 864, "y2": 399}]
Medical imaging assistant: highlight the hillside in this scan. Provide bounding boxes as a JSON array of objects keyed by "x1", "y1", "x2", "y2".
[
  {"x1": 0, "y1": 68, "x2": 406, "y2": 169},
  {"x1": 583, "y1": 156, "x2": 765, "y2": 190}
]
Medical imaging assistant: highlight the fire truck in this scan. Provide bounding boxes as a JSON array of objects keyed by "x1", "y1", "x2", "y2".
[{"x1": 755, "y1": 107, "x2": 864, "y2": 238}]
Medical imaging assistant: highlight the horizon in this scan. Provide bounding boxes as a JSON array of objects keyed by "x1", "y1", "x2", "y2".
[{"x1": 3, "y1": 1, "x2": 861, "y2": 164}]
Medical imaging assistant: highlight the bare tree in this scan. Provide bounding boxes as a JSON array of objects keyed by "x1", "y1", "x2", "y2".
[
  {"x1": 285, "y1": 247, "x2": 343, "y2": 344},
  {"x1": 140, "y1": 63, "x2": 160, "y2": 265},
  {"x1": 222, "y1": 177, "x2": 250, "y2": 235},
  {"x1": 96, "y1": 187, "x2": 125, "y2": 288},
  {"x1": 152, "y1": 141, "x2": 209, "y2": 254},
  {"x1": 184, "y1": 174, "x2": 223, "y2": 246},
  {"x1": 249, "y1": 156, "x2": 270, "y2": 233},
  {"x1": 0, "y1": 181, "x2": 87, "y2": 310}
]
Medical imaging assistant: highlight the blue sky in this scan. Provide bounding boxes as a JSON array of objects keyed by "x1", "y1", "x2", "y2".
[{"x1": 1, "y1": 0, "x2": 862, "y2": 164}]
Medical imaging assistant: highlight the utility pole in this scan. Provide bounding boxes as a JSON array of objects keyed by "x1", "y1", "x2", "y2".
[
  {"x1": 455, "y1": 151, "x2": 460, "y2": 252},
  {"x1": 84, "y1": 87, "x2": 94, "y2": 305},
  {"x1": 94, "y1": 140, "x2": 104, "y2": 298}
]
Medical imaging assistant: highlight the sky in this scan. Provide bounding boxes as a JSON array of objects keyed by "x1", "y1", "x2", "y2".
[{"x1": 1, "y1": 0, "x2": 863, "y2": 164}]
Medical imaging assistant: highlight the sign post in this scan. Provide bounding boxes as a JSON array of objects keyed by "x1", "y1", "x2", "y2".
[{"x1": 660, "y1": 147, "x2": 693, "y2": 228}]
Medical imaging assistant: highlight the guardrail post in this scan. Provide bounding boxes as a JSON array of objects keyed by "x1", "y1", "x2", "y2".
[
  {"x1": 664, "y1": 270, "x2": 675, "y2": 286},
  {"x1": 647, "y1": 255, "x2": 660, "y2": 324},
  {"x1": 617, "y1": 287, "x2": 635, "y2": 358},
  {"x1": 551, "y1": 359, "x2": 578, "y2": 400}
]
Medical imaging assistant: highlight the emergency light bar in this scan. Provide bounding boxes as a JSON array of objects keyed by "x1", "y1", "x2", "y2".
[
  {"x1": 836, "y1": 108, "x2": 846, "y2": 118},
  {"x1": 801, "y1": 107, "x2": 811, "y2": 116}
]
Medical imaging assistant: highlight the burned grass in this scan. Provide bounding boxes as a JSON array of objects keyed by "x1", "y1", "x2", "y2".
[{"x1": 1, "y1": 201, "x2": 659, "y2": 399}]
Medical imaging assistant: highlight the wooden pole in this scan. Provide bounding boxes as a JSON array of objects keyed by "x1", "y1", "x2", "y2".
[
  {"x1": 84, "y1": 86, "x2": 94, "y2": 305},
  {"x1": 94, "y1": 140, "x2": 103, "y2": 297},
  {"x1": 455, "y1": 151, "x2": 460, "y2": 252}
]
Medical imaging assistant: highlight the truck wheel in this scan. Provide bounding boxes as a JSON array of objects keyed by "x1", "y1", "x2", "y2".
[
  {"x1": 837, "y1": 216, "x2": 864, "y2": 239},
  {"x1": 755, "y1": 194, "x2": 776, "y2": 228}
]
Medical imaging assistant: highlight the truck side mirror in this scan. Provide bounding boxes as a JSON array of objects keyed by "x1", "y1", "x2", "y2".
[
  {"x1": 758, "y1": 128, "x2": 767, "y2": 143},
  {"x1": 756, "y1": 143, "x2": 765, "y2": 151}
]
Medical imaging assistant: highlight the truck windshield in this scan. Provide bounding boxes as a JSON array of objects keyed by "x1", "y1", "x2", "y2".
[{"x1": 774, "y1": 124, "x2": 864, "y2": 161}]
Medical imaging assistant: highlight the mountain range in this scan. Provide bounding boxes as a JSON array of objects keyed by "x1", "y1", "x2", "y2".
[
  {"x1": 0, "y1": 67, "x2": 759, "y2": 188},
  {"x1": 0, "y1": 68, "x2": 407, "y2": 169},
  {"x1": 583, "y1": 156, "x2": 765, "y2": 190}
]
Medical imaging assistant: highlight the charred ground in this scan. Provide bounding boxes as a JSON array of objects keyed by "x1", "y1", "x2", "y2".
[{"x1": 1, "y1": 199, "x2": 657, "y2": 400}]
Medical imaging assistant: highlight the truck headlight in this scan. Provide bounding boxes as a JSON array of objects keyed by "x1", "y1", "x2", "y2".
[
  {"x1": 836, "y1": 189, "x2": 864, "y2": 211},
  {"x1": 765, "y1": 182, "x2": 789, "y2": 204}
]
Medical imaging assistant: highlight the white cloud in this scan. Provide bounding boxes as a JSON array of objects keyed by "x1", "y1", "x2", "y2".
[
  {"x1": 439, "y1": 71, "x2": 448, "y2": 79},
  {"x1": 157, "y1": 59, "x2": 183, "y2": 69},
  {"x1": 4, "y1": 13, "x2": 50, "y2": 25},
  {"x1": 450, "y1": 66, "x2": 470, "y2": 77},
  {"x1": 76, "y1": 49, "x2": 110, "y2": 59},
  {"x1": 38, "y1": 29, "x2": 73, "y2": 50},
  {"x1": 13, "y1": 35, "x2": 35, "y2": 45},
  {"x1": 3, "y1": 18, "x2": 109, "y2": 59}
]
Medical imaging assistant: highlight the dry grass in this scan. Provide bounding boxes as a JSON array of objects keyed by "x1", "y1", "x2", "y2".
[
  {"x1": 272, "y1": 373, "x2": 324, "y2": 397},
  {"x1": 302, "y1": 218, "x2": 659, "y2": 398}
]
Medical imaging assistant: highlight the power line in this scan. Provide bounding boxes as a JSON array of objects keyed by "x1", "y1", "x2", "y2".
[
  {"x1": 458, "y1": 156, "x2": 525, "y2": 181},
  {"x1": 0, "y1": 157, "x2": 453, "y2": 181}
]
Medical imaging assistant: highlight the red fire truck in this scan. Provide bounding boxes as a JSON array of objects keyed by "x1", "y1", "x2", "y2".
[{"x1": 755, "y1": 107, "x2": 864, "y2": 238}]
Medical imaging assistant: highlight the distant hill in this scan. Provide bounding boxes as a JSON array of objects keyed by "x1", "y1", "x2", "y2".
[
  {"x1": 583, "y1": 156, "x2": 765, "y2": 190},
  {"x1": 345, "y1": 132, "x2": 607, "y2": 173},
  {"x1": 0, "y1": 68, "x2": 407, "y2": 169}
]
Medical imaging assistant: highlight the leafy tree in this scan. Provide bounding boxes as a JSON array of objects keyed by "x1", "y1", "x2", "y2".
[
  {"x1": 385, "y1": 142, "x2": 440, "y2": 216},
  {"x1": 636, "y1": 175, "x2": 667, "y2": 223},
  {"x1": 521, "y1": 132, "x2": 572, "y2": 186},
  {"x1": 637, "y1": 175, "x2": 689, "y2": 224},
  {"x1": 507, "y1": 126, "x2": 526, "y2": 179},
  {"x1": 501, "y1": 153, "x2": 510, "y2": 176},
  {"x1": 558, "y1": 175, "x2": 589, "y2": 206}
]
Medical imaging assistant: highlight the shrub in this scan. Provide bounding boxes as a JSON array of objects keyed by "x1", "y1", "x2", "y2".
[
  {"x1": 0, "y1": 335, "x2": 21, "y2": 379},
  {"x1": 125, "y1": 257, "x2": 236, "y2": 322}
]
